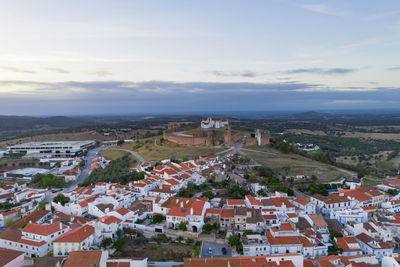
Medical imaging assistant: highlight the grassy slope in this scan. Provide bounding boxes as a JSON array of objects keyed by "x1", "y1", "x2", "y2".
[
  {"x1": 120, "y1": 136, "x2": 227, "y2": 161},
  {"x1": 243, "y1": 146, "x2": 355, "y2": 182},
  {"x1": 98, "y1": 148, "x2": 139, "y2": 167}
]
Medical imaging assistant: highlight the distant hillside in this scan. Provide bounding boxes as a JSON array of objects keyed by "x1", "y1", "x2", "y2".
[{"x1": 0, "y1": 116, "x2": 95, "y2": 131}]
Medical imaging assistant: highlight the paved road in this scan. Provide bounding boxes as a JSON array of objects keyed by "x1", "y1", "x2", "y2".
[
  {"x1": 45, "y1": 146, "x2": 107, "y2": 201},
  {"x1": 111, "y1": 148, "x2": 145, "y2": 164},
  {"x1": 201, "y1": 241, "x2": 231, "y2": 258}
]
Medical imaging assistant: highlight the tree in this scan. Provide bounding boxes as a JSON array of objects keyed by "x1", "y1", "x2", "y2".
[
  {"x1": 113, "y1": 238, "x2": 125, "y2": 250},
  {"x1": 101, "y1": 238, "x2": 112, "y2": 248},
  {"x1": 228, "y1": 234, "x2": 240, "y2": 247},
  {"x1": 79, "y1": 160, "x2": 86, "y2": 169},
  {"x1": 202, "y1": 191, "x2": 215, "y2": 200},
  {"x1": 186, "y1": 238, "x2": 194, "y2": 245},
  {"x1": 5, "y1": 218, "x2": 13, "y2": 226},
  {"x1": 178, "y1": 221, "x2": 187, "y2": 231},
  {"x1": 117, "y1": 140, "x2": 125, "y2": 146},
  {"x1": 38, "y1": 201, "x2": 48, "y2": 210},
  {"x1": 176, "y1": 236, "x2": 183, "y2": 243},
  {"x1": 32, "y1": 174, "x2": 63, "y2": 188},
  {"x1": 53, "y1": 194, "x2": 70, "y2": 206},
  {"x1": 116, "y1": 228, "x2": 122, "y2": 238},
  {"x1": 152, "y1": 214, "x2": 165, "y2": 224}
]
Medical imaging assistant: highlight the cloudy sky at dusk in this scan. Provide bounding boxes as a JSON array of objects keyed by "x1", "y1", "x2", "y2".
[{"x1": 0, "y1": 0, "x2": 399, "y2": 115}]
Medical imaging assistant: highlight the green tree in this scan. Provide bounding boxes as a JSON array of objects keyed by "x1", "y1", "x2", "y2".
[
  {"x1": 53, "y1": 194, "x2": 70, "y2": 206},
  {"x1": 152, "y1": 214, "x2": 165, "y2": 224},
  {"x1": 186, "y1": 238, "x2": 194, "y2": 245},
  {"x1": 178, "y1": 221, "x2": 187, "y2": 231},
  {"x1": 176, "y1": 236, "x2": 183, "y2": 243},
  {"x1": 5, "y1": 218, "x2": 13, "y2": 226},
  {"x1": 101, "y1": 238, "x2": 112, "y2": 248},
  {"x1": 228, "y1": 234, "x2": 240, "y2": 247},
  {"x1": 116, "y1": 228, "x2": 122, "y2": 238},
  {"x1": 202, "y1": 191, "x2": 215, "y2": 200},
  {"x1": 38, "y1": 201, "x2": 48, "y2": 210},
  {"x1": 79, "y1": 160, "x2": 86, "y2": 169},
  {"x1": 113, "y1": 238, "x2": 125, "y2": 250}
]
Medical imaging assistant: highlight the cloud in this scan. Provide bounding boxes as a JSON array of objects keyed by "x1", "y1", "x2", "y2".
[
  {"x1": 209, "y1": 70, "x2": 262, "y2": 78},
  {"x1": 282, "y1": 68, "x2": 357, "y2": 75},
  {"x1": 88, "y1": 69, "x2": 112, "y2": 77},
  {"x1": 299, "y1": 4, "x2": 347, "y2": 16},
  {"x1": 0, "y1": 79, "x2": 399, "y2": 115},
  {"x1": 46, "y1": 67, "x2": 70, "y2": 74},
  {"x1": 0, "y1": 66, "x2": 35, "y2": 74},
  {"x1": 388, "y1": 66, "x2": 400, "y2": 71}
]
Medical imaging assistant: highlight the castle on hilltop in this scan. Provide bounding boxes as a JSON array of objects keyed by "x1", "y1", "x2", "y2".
[{"x1": 200, "y1": 117, "x2": 229, "y2": 129}]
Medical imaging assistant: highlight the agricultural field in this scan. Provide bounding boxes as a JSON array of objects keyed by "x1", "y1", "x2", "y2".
[{"x1": 243, "y1": 146, "x2": 355, "y2": 183}]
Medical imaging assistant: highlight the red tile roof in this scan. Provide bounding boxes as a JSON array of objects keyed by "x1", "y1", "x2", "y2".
[
  {"x1": 53, "y1": 224, "x2": 94, "y2": 243},
  {"x1": 99, "y1": 216, "x2": 122, "y2": 225},
  {"x1": 227, "y1": 199, "x2": 245, "y2": 205},
  {"x1": 113, "y1": 207, "x2": 130, "y2": 216},
  {"x1": 23, "y1": 221, "x2": 68, "y2": 236}
]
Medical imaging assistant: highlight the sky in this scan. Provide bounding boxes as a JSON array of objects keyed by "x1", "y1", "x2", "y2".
[{"x1": 0, "y1": 0, "x2": 399, "y2": 115}]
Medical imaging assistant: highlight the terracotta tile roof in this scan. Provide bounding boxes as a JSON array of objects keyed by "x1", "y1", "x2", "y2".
[
  {"x1": 63, "y1": 250, "x2": 103, "y2": 267},
  {"x1": 226, "y1": 199, "x2": 245, "y2": 205},
  {"x1": 356, "y1": 233, "x2": 393, "y2": 249},
  {"x1": 19, "y1": 238, "x2": 47, "y2": 247},
  {"x1": 11, "y1": 210, "x2": 51, "y2": 229},
  {"x1": 336, "y1": 237, "x2": 362, "y2": 252},
  {"x1": 23, "y1": 221, "x2": 68, "y2": 236},
  {"x1": 313, "y1": 194, "x2": 349, "y2": 204},
  {"x1": 0, "y1": 228, "x2": 21, "y2": 242},
  {"x1": 270, "y1": 197, "x2": 295, "y2": 208},
  {"x1": 266, "y1": 232, "x2": 301, "y2": 245},
  {"x1": 99, "y1": 215, "x2": 122, "y2": 225},
  {"x1": 96, "y1": 203, "x2": 114, "y2": 213},
  {"x1": 221, "y1": 209, "x2": 235, "y2": 218},
  {"x1": 165, "y1": 179, "x2": 180, "y2": 186},
  {"x1": 308, "y1": 213, "x2": 328, "y2": 228},
  {"x1": 279, "y1": 223, "x2": 294, "y2": 231},
  {"x1": 293, "y1": 198, "x2": 309, "y2": 206},
  {"x1": 0, "y1": 248, "x2": 24, "y2": 266},
  {"x1": 167, "y1": 199, "x2": 206, "y2": 217},
  {"x1": 150, "y1": 188, "x2": 175, "y2": 194},
  {"x1": 53, "y1": 224, "x2": 94, "y2": 243},
  {"x1": 298, "y1": 236, "x2": 313, "y2": 247},
  {"x1": 113, "y1": 207, "x2": 131, "y2": 216},
  {"x1": 206, "y1": 208, "x2": 222, "y2": 215},
  {"x1": 263, "y1": 214, "x2": 278, "y2": 220},
  {"x1": 245, "y1": 195, "x2": 262, "y2": 206},
  {"x1": 184, "y1": 255, "x2": 298, "y2": 267}
]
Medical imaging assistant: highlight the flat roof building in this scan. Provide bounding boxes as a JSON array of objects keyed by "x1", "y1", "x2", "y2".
[{"x1": 8, "y1": 141, "x2": 95, "y2": 158}]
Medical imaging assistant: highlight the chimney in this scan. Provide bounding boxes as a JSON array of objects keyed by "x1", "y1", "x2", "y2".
[
  {"x1": 59, "y1": 222, "x2": 62, "y2": 230},
  {"x1": 190, "y1": 208, "x2": 193, "y2": 215},
  {"x1": 176, "y1": 199, "x2": 179, "y2": 204},
  {"x1": 50, "y1": 219, "x2": 53, "y2": 224},
  {"x1": 180, "y1": 202, "x2": 183, "y2": 208}
]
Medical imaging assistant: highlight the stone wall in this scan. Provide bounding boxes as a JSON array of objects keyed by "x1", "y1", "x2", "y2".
[{"x1": 163, "y1": 132, "x2": 208, "y2": 146}]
